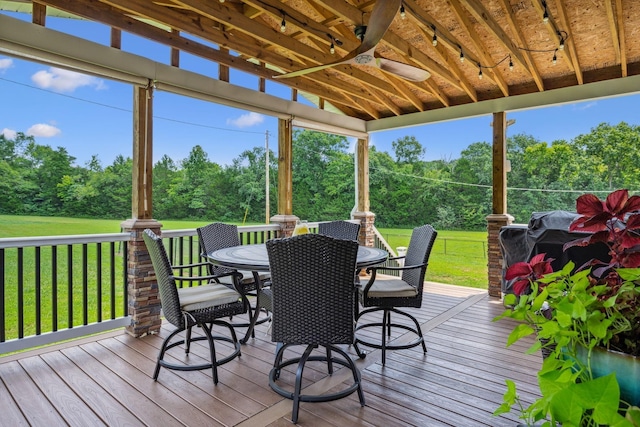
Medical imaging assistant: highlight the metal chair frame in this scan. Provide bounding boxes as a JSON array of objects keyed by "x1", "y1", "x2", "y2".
[
  {"x1": 143, "y1": 229, "x2": 244, "y2": 384},
  {"x1": 266, "y1": 234, "x2": 365, "y2": 423},
  {"x1": 354, "y1": 224, "x2": 437, "y2": 365}
]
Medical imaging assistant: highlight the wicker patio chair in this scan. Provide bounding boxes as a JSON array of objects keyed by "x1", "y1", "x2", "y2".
[
  {"x1": 266, "y1": 234, "x2": 365, "y2": 424},
  {"x1": 318, "y1": 220, "x2": 361, "y2": 241},
  {"x1": 197, "y1": 222, "x2": 271, "y2": 338},
  {"x1": 354, "y1": 224, "x2": 437, "y2": 365},
  {"x1": 142, "y1": 229, "x2": 244, "y2": 384}
]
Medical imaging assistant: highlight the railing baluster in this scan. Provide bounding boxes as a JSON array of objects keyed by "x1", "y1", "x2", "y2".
[
  {"x1": 67, "y1": 245, "x2": 73, "y2": 329},
  {"x1": 97, "y1": 242, "x2": 102, "y2": 323},
  {"x1": 18, "y1": 248, "x2": 24, "y2": 338},
  {"x1": 122, "y1": 241, "x2": 128, "y2": 316},
  {"x1": 110, "y1": 242, "x2": 116, "y2": 319},
  {"x1": 35, "y1": 246, "x2": 41, "y2": 336},
  {"x1": 83, "y1": 244, "x2": 88, "y2": 325},
  {"x1": 52, "y1": 246, "x2": 58, "y2": 332}
]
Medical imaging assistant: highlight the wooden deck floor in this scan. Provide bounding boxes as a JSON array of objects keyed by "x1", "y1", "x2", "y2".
[{"x1": 0, "y1": 282, "x2": 541, "y2": 426}]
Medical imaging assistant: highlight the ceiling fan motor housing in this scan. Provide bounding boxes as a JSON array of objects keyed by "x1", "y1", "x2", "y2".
[{"x1": 354, "y1": 26, "x2": 367, "y2": 41}]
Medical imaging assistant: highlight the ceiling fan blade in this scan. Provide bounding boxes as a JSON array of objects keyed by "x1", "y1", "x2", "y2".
[
  {"x1": 273, "y1": 1, "x2": 402, "y2": 79},
  {"x1": 376, "y1": 58, "x2": 431, "y2": 82},
  {"x1": 359, "y1": 0, "x2": 402, "y2": 53}
]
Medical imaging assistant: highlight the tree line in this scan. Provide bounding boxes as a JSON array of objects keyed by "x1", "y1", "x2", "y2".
[{"x1": 1, "y1": 122, "x2": 638, "y2": 230}]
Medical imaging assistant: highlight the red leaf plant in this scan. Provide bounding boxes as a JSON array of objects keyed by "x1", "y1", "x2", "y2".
[{"x1": 504, "y1": 253, "x2": 554, "y2": 296}]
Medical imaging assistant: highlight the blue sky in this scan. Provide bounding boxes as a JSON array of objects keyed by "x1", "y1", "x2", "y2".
[{"x1": 1, "y1": 11, "x2": 639, "y2": 168}]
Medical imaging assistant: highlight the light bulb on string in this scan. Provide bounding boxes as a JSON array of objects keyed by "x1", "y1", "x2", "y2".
[
  {"x1": 280, "y1": 16, "x2": 286, "y2": 32},
  {"x1": 552, "y1": 51, "x2": 557, "y2": 65},
  {"x1": 478, "y1": 66, "x2": 483, "y2": 80},
  {"x1": 400, "y1": 4, "x2": 406, "y2": 19},
  {"x1": 432, "y1": 26, "x2": 438, "y2": 47},
  {"x1": 330, "y1": 42, "x2": 335, "y2": 54},
  {"x1": 459, "y1": 49, "x2": 465, "y2": 63},
  {"x1": 509, "y1": 57, "x2": 514, "y2": 71},
  {"x1": 542, "y1": 1, "x2": 549, "y2": 23}
]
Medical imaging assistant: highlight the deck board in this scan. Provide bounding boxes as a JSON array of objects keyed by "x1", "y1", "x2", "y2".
[{"x1": 0, "y1": 283, "x2": 541, "y2": 426}]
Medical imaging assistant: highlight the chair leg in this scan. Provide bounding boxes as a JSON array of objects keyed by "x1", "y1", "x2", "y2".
[
  {"x1": 381, "y1": 309, "x2": 388, "y2": 365},
  {"x1": 154, "y1": 328, "x2": 183, "y2": 381},
  {"x1": 185, "y1": 326, "x2": 192, "y2": 354},
  {"x1": 201, "y1": 323, "x2": 219, "y2": 384},
  {"x1": 326, "y1": 347, "x2": 333, "y2": 374},
  {"x1": 292, "y1": 345, "x2": 315, "y2": 424}
]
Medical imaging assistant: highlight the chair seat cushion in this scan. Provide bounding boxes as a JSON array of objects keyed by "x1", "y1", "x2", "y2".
[
  {"x1": 217, "y1": 269, "x2": 270, "y2": 285},
  {"x1": 178, "y1": 283, "x2": 241, "y2": 311},
  {"x1": 365, "y1": 277, "x2": 418, "y2": 298}
]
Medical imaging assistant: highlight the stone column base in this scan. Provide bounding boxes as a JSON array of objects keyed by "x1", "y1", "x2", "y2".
[
  {"x1": 352, "y1": 211, "x2": 376, "y2": 247},
  {"x1": 270, "y1": 214, "x2": 299, "y2": 238},
  {"x1": 486, "y1": 213, "x2": 514, "y2": 299},
  {"x1": 120, "y1": 218, "x2": 163, "y2": 337}
]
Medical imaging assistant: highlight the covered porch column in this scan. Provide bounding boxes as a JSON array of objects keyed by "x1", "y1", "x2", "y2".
[
  {"x1": 487, "y1": 111, "x2": 514, "y2": 298},
  {"x1": 121, "y1": 82, "x2": 163, "y2": 337},
  {"x1": 270, "y1": 117, "x2": 299, "y2": 237},
  {"x1": 352, "y1": 137, "x2": 375, "y2": 247}
]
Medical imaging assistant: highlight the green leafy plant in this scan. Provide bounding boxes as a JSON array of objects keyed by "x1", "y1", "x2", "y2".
[{"x1": 494, "y1": 189, "x2": 640, "y2": 426}]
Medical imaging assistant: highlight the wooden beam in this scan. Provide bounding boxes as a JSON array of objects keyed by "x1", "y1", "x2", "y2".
[
  {"x1": 110, "y1": 27, "x2": 121, "y2": 49},
  {"x1": 492, "y1": 111, "x2": 507, "y2": 215},
  {"x1": 132, "y1": 84, "x2": 153, "y2": 219},
  {"x1": 356, "y1": 138, "x2": 370, "y2": 212},
  {"x1": 32, "y1": 2, "x2": 47, "y2": 25},
  {"x1": 277, "y1": 118, "x2": 293, "y2": 216}
]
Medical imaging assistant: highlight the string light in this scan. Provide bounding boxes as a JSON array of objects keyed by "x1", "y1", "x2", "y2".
[
  {"x1": 509, "y1": 56, "x2": 514, "y2": 71},
  {"x1": 459, "y1": 48, "x2": 465, "y2": 63},
  {"x1": 558, "y1": 31, "x2": 566, "y2": 50},
  {"x1": 330, "y1": 41, "x2": 335, "y2": 54},
  {"x1": 400, "y1": 3, "x2": 406, "y2": 19},
  {"x1": 478, "y1": 64, "x2": 483, "y2": 79},
  {"x1": 431, "y1": 26, "x2": 438, "y2": 47},
  {"x1": 280, "y1": 12, "x2": 286, "y2": 32},
  {"x1": 542, "y1": 1, "x2": 549, "y2": 23},
  {"x1": 552, "y1": 50, "x2": 557, "y2": 65}
]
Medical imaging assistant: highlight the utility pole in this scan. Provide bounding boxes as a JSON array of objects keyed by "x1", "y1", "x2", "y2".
[{"x1": 265, "y1": 130, "x2": 270, "y2": 224}]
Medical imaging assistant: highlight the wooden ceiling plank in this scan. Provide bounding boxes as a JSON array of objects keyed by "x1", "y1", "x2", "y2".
[
  {"x1": 384, "y1": 75, "x2": 425, "y2": 112},
  {"x1": 606, "y1": 0, "x2": 627, "y2": 77},
  {"x1": 456, "y1": 0, "x2": 528, "y2": 71},
  {"x1": 494, "y1": 0, "x2": 545, "y2": 91}
]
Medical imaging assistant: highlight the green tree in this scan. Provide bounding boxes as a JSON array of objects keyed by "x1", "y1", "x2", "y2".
[{"x1": 392, "y1": 135, "x2": 425, "y2": 164}]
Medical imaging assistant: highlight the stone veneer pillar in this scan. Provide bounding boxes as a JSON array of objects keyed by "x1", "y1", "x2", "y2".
[
  {"x1": 352, "y1": 211, "x2": 376, "y2": 247},
  {"x1": 270, "y1": 214, "x2": 300, "y2": 238},
  {"x1": 120, "y1": 218, "x2": 163, "y2": 337},
  {"x1": 486, "y1": 213, "x2": 514, "y2": 298}
]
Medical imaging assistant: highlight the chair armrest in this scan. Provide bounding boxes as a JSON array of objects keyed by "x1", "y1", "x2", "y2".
[
  {"x1": 361, "y1": 262, "x2": 428, "y2": 295},
  {"x1": 172, "y1": 261, "x2": 211, "y2": 270}
]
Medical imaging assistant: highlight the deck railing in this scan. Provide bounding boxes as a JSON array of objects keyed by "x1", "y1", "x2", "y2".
[
  {"x1": 1, "y1": 222, "x2": 371, "y2": 354},
  {"x1": 0, "y1": 233, "x2": 131, "y2": 354}
]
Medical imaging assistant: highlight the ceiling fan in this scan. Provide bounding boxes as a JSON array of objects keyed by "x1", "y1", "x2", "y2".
[{"x1": 273, "y1": 0, "x2": 431, "y2": 82}]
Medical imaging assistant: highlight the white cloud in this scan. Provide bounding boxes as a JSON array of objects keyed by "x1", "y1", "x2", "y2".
[
  {"x1": 0, "y1": 58, "x2": 13, "y2": 73},
  {"x1": 26, "y1": 123, "x2": 61, "y2": 138},
  {"x1": 1, "y1": 128, "x2": 17, "y2": 139},
  {"x1": 31, "y1": 67, "x2": 106, "y2": 92},
  {"x1": 226, "y1": 112, "x2": 264, "y2": 128}
]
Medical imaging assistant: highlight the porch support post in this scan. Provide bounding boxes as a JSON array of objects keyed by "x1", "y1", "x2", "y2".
[
  {"x1": 352, "y1": 137, "x2": 375, "y2": 247},
  {"x1": 270, "y1": 117, "x2": 299, "y2": 237},
  {"x1": 121, "y1": 83, "x2": 162, "y2": 337},
  {"x1": 487, "y1": 111, "x2": 514, "y2": 298}
]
